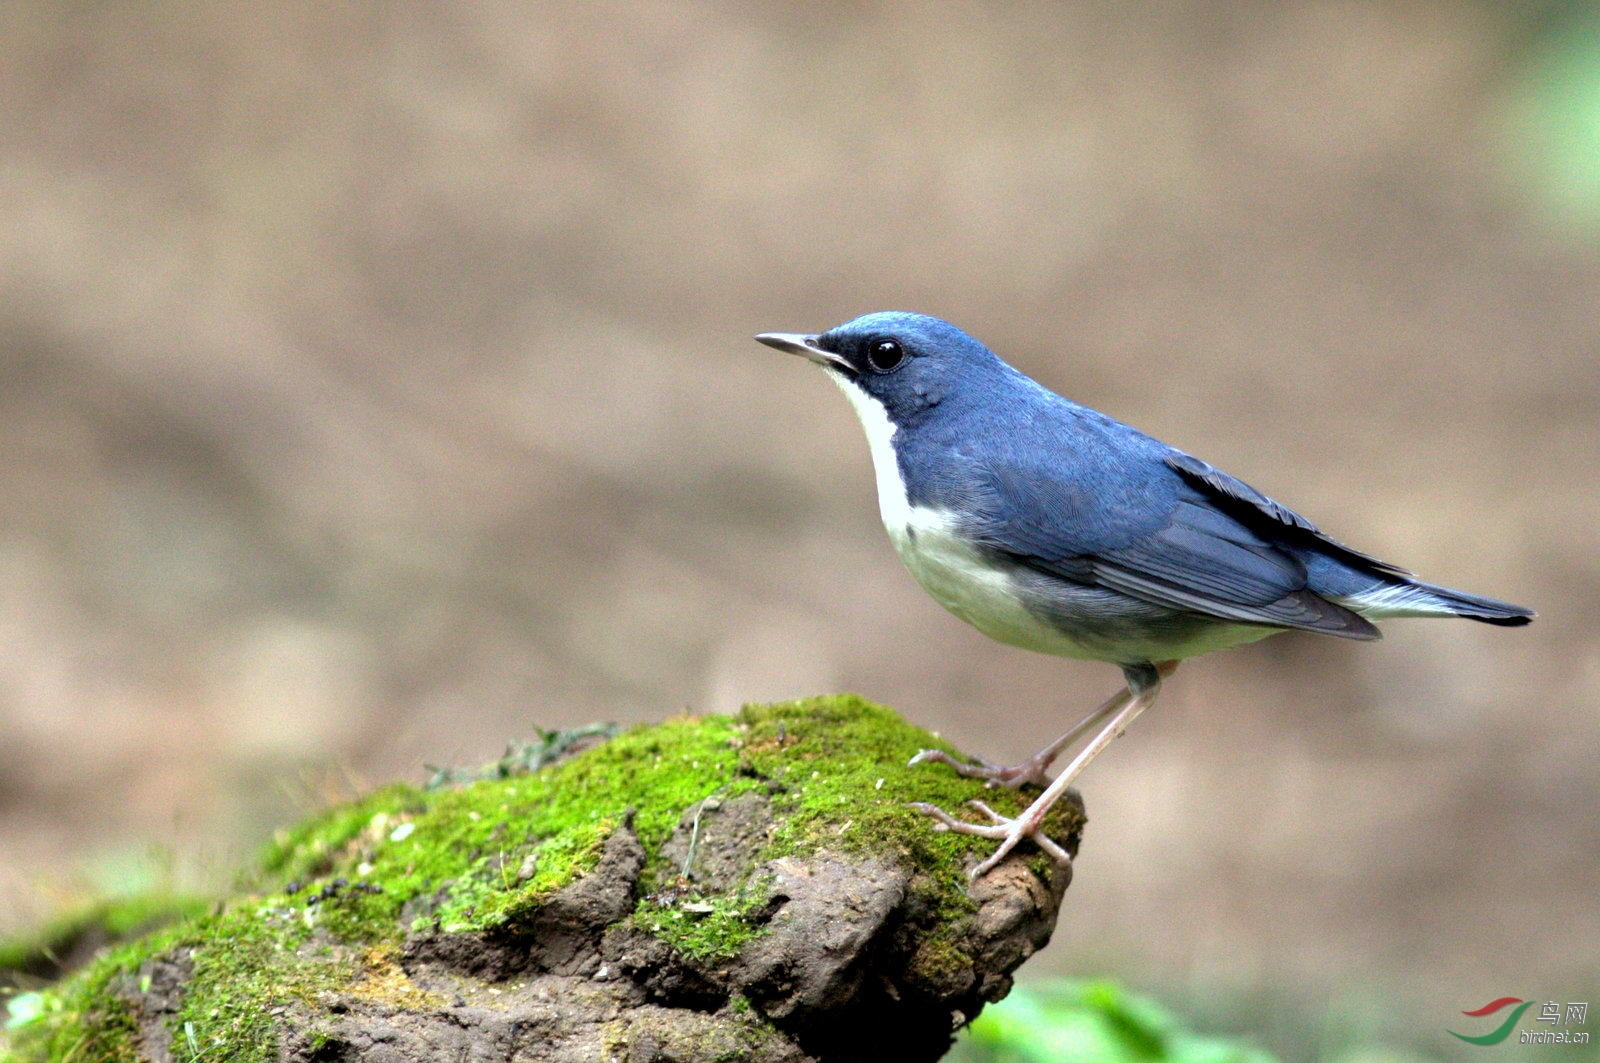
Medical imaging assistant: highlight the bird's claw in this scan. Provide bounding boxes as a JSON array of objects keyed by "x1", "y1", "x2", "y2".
[
  {"x1": 903, "y1": 801, "x2": 992, "y2": 835},
  {"x1": 908, "y1": 748, "x2": 1049, "y2": 789},
  {"x1": 965, "y1": 799, "x2": 1009, "y2": 825},
  {"x1": 908, "y1": 748, "x2": 993, "y2": 772},
  {"x1": 905, "y1": 801, "x2": 1073, "y2": 880}
]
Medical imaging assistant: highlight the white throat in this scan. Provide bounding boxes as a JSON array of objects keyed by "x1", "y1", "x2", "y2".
[{"x1": 823, "y1": 368, "x2": 913, "y2": 533}]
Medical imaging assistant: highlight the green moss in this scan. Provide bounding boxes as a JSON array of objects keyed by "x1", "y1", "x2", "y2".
[
  {"x1": 906, "y1": 935, "x2": 977, "y2": 996},
  {"x1": 630, "y1": 870, "x2": 776, "y2": 965},
  {"x1": 0, "y1": 893, "x2": 210, "y2": 983},
  {"x1": 616, "y1": 696, "x2": 1084, "y2": 966},
  {"x1": 3, "y1": 927, "x2": 182, "y2": 1063},
  {"x1": 3, "y1": 696, "x2": 1083, "y2": 1061},
  {"x1": 733, "y1": 696, "x2": 1079, "y2": 877},
  {"x1": 172, "y1": 914, "x2": 351, "y2": 1057},
  {"x1": 252, "y1": 783, "x2": 428, "y2": 887}
]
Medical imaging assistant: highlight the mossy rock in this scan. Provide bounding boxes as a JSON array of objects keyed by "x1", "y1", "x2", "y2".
[{"x1": 1, "y1": 696, "x2": 1085, "y2": 1063}]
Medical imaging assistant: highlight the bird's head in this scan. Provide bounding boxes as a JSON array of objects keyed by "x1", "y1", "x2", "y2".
[{"x1": 756, "y1": 311, "x2": 1002, "y2": 427}]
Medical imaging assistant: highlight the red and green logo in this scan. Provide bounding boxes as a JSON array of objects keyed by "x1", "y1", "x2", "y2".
[{"x1": 1450, "y1": 998, "x2": 1535, "y2": 1045}]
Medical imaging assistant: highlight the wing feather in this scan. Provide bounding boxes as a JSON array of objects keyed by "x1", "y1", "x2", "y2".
[
  {"x1": 961, "y1": 437, "x2": 1380, "y2": 640},
  {"x1": 1162, "y1": 452, "x2": 1412, "y2": 579}
]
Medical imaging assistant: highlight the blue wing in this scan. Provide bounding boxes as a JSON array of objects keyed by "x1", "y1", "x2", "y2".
[{"x1": 934, "y1": 408, "x2": 1381, "y2": 640}]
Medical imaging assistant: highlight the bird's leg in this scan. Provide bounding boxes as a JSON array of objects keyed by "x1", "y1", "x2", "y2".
[
  {"x1": 909, "y1": 660, "x2": 1178, "y2": 880},
  {"x1": 908, "y1": 686, "x2": 1133, "y2": 789}
]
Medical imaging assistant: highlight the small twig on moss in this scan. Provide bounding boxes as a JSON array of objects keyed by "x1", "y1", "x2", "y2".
[{"x1": 681, "y1": 787, "x2": 726, "y2": 881}]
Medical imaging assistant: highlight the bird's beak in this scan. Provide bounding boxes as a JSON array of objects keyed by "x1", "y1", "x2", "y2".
[{"x1": 754, "y1": 332, "x2": 851, "y2": 372}]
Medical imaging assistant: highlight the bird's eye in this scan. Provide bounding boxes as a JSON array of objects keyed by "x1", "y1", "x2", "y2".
[{"x1": 867, "y1": 339, "x2": 905, "y2": 372}]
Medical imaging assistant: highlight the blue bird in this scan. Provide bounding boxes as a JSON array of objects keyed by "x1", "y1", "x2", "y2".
[{"x1": 756, "y1": 312, "x2": 1532, "y2": 879}]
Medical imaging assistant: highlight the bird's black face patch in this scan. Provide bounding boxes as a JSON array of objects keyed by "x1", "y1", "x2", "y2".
[{"x1": 815, "y1": 331, "x2": 913, "y2": 378}]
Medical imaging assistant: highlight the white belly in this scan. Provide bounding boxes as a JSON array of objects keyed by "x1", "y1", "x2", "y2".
[
  {"x1": 890, "y1": 508, "x2": 1110, "y2": 658},
  {"x1": 890, "y1": 510, "x2": 1282, "y2": 662}
]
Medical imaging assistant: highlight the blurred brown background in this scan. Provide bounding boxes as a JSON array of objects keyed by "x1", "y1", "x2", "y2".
[{"x1": 1, "y1": 2, "x2": 1596, "y2": 1057}]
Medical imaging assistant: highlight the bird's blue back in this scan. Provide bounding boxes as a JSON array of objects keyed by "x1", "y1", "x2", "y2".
[{"x1": 894, "y1": 362, "x2": 1181, "y2": 554}]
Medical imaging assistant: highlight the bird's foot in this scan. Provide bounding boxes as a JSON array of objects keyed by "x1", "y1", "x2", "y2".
[
  {"x1": 906, "y1": 798, "x2": 1073, "y2": 880},
  {"x1": 906, "y1": 749, "x2": 1052, "y2": 789},
  {"x1": 904, "y1": 666, "x2": 1174, "y2": 881},
  {"x1": 908, "y1": 684, "x2": 1143, "y2": 791}
]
